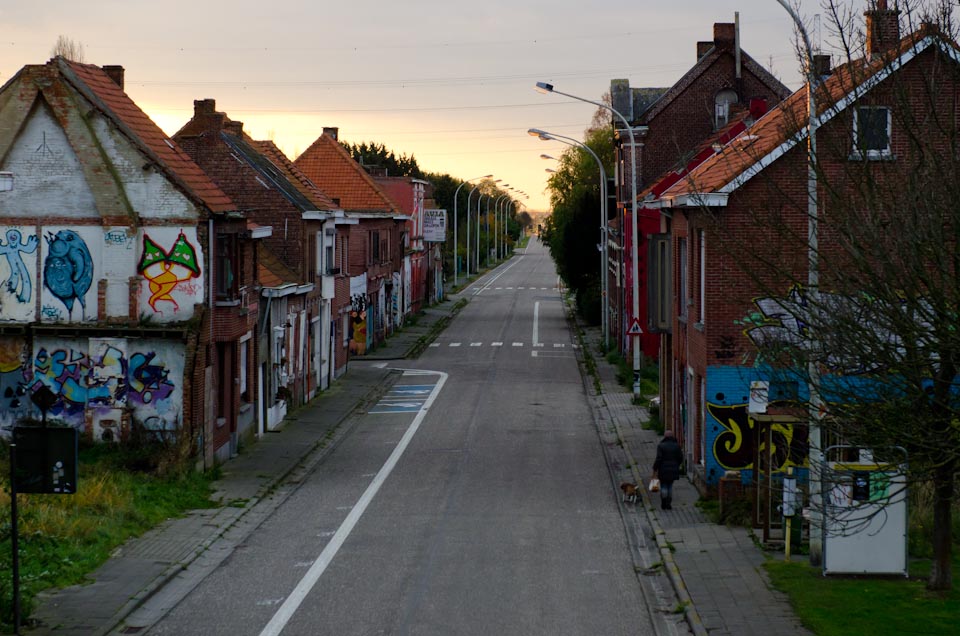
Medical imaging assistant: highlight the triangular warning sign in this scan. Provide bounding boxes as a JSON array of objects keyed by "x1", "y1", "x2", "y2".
[{"x1": 627, "y1": 318, "x2": 644, "y2": 335}]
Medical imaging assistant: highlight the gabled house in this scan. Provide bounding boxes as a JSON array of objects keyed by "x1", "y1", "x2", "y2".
[
  {"x1": 647, "y1": 7, "x2": 958, "y2": 492},
  {"x1": 373, "y1": 176, "x2": 432, "y2": 316},
  {"x1": 174, "y1": 100, "x2": 347, "y2": 432},
  {"x1": 294, "y1": 128, "x2": 406, "y2": 355},
  {"x1": 0, "y1": 58, "x2": 253, "y2": 467},
  {"x1": 607, "y1": 20, "x2": 791, "y2": 362}
]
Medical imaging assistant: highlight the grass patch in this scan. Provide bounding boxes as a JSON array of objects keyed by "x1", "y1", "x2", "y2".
[
  {"x1": 0, "y1": 443, "x2": 217, "y2": 630},
  {"x1": 765, "y1": 558, "x2": 960, "y2": 636}
]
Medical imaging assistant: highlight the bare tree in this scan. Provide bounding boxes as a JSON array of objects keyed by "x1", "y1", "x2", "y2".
[{"x1": 51, "y1": 36, "x2": 85, "y2": 63}]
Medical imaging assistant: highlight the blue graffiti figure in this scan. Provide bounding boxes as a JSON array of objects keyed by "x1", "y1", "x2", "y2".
[
  {"x1": 0, "y1": 229, "x2": 39, "y2": 303},
  {"x1": 43, "y1": 230, "x2": 93, "y2": 318}
]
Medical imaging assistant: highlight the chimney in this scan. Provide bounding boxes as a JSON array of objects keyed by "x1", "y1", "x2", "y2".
[
  {"x1": 323, "y1": 127, "x2": 339, "y2": 141},
  {"x1": 102, "y1": 65, "x2": 124, "y2": 90},
  {"x1": 610, "y1": 79, "x2": 634, "y2": 121},
  {"x1": 224, "y1": 120, "x2": 243, "y2": 137},
  {"x1": 865, "y1": 0, "x2": 900, "y2": 60},
  {"x1": 697, "y1": 41, "x2": 713, "y2": 60},
  {"x1": 813, "y1": 54, "x2": 833, "y2": 77},
  {"x1": 714, "y1": 23, "x2": 736, "y2": 47},
  {"x1": 194, "y1": 99, "x2": 217, "y2": 116}
]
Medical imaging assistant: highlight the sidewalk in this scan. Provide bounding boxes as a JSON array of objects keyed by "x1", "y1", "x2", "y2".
[
  {"x1": 579, "y1": 323, "x2": 812, "y2": 636},
  {"x1": 24, "y1": 296, "x2": 464, "y2": 636}
]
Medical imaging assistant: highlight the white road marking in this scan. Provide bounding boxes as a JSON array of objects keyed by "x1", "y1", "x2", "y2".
[
  {"x1": 554, "y1": 343, "x2": 564, "y2": 348},
  {"x1": 449, "y1": 342, "x2": 461, "y2": 347},
  {"x1": 533, "y1": 301, "x2": 540, "y2": 347},
  {"x1": 429, "y1": 343, "x2": 440, "y2": 348},
  {"x1": 512, "y1": 342, "x2": 523, "y2": 347},
  {"x1": 492, "y1": 342, "x2": 503, "y2": 347},
  {"x1": 470, "y1": 342, "x2": 481, "y2": 347},
  {"x1": 259, "y1": 371, "x2": 448, "y2": 636}
]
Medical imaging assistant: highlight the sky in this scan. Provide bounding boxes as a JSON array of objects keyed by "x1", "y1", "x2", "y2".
[{"x1": 2, "y1": 1, "x2": 827, "y2": 212}]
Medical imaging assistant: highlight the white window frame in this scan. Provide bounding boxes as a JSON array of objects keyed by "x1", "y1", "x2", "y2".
[
  {"x1": 678, "y1": 238, "x2": 688, "y2": 320},
  {"x1": 852, "y1": 106, "x2": 892, "y2": 160},
  {"x1": 698, "y1": 229, "x2": 706, "y2": 325}
]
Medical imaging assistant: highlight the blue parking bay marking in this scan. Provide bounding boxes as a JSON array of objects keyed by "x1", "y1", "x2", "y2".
[{"x1": 369, "y1": 384, "x2": 435, "y2": 414}]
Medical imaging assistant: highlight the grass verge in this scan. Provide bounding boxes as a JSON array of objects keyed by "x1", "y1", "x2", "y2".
[
  {"x1": 0, "y1": 444, "x2": 218, "y2": 630},
  {"x1": 764, "y1": 557, "x2": 960, "y2": 635}
]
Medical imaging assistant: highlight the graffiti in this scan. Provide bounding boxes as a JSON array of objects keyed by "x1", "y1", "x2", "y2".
[
  {"x1": 715, "y1": 335, "x2": 737, "y2": 360},
  {"x1": 709, "y1": 401, "x2": 808, "y2": 472},
  {"x1": 103, "y1": 230, "x2": 135, "y2": 248},
  {"x1": 0, "y1": 229, "x2": 39, "y2": 303},
  {"x1": 0, "y1": 339, "x2": 29, "y2": 420},
  {"x1": 349, "y1": 310, "x2": 367, "y2": 355},
  {"x1": 41, "y1": 305, "x2": 63, "y2": 321},
  {"x1": 137, "y1": 231, "x2": 200, "y2": 313},
  {"x1": 88, "y1": 343, "x2": 127, "y2": 408},
  {"x1": 32, "y1": 346, "x2": 89, "y2": 420},
  {"x1": 129, "y1": 351, "x2": 175, "y2": 405},
  {"x1": 43, "y1": 230, "x2": 93, "y2": 319},
  {"x1": 350, "y1": 293, "x2": 366, "y2": 313}
]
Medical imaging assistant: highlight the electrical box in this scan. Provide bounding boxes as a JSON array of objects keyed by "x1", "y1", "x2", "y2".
[{"x1": 13, "y1": 427, "x2": 78, "y2": 494}]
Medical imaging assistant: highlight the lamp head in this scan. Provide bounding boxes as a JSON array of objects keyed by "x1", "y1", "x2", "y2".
[
  {"x1": 535, "y1": 82, "x2": 554, "y2": 94},
  {"x1": 539, "y1": 154, "x2": 555, "y2": 161}
]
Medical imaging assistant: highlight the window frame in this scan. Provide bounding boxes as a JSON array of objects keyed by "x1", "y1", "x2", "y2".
[{"x1": 852, "y1": 106, "x2": 892, "y2": 160}]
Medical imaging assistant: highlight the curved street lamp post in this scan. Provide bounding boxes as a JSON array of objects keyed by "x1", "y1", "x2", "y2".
[{"x1": 454, "y1": 174, "x2": 492, "y2": 286}]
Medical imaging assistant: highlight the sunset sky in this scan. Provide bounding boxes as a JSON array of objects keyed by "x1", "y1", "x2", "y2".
[{"x1": 2, "y1": 1, "x2": 827, "y2": 212}]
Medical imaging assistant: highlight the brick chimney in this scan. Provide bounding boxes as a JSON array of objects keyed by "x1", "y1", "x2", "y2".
[
  {"x1": 714, "y1": 23, "x2": 736, "y2": 47},
  {"x1": 194, "y1": 98, "x2": 217, "y2": 116},
  {"x1": 697, "y1": 41, "x2": 713, "y2": 60},
  {"x1": 323, "y1": 127, "x2": 339, "y2": 140},
  {"x1": 813, "y1": 54, "x2": 833, "y2": 77},
  {"x1": 102, "y1": 65, "x2": 124, "y2": 89},
  {"x1": 866, "y1": 0, "x2": 900, "y2": 60},
  {"x1": 224, "y1": 120, "x2": 243, "y2": 137}
]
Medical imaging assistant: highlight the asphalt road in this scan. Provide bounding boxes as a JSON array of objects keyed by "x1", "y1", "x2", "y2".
[{"x1": 146, "y1": 238, "x2": 661, "y2": 636}]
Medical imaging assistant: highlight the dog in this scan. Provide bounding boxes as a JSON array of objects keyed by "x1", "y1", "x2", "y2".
[{"x1": 620, "y1": 482, "x2": 639, "y2": 504}]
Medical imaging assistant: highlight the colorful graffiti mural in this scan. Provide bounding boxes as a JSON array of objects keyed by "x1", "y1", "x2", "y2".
[
  {"x1": 708, "y1": 402, "x2": 808, "y2": 473},
  {"x1": 0, "y1": 229, "x2": 38, "y2": 304},
  {"x1": 0, "y1": 337, "x2": 184, "y2": 436},
  {"x1": 43, "y1": 230, "x2": 94, "y2": 319},
  {"x1": 137, "y1": 231, "x2": 201, "y2": 313}
]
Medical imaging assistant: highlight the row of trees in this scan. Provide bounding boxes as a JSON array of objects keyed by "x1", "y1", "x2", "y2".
[{"x1": 540, "y1": 107, "x2": 613, "y2": 325}]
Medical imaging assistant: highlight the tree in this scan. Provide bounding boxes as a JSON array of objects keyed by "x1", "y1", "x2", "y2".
[
  {"x1": 341, "y1": 141, "x2": 423, "y2": 178},
  {"x1": 51, "y1": 36, "x2": 85, "y2": 63},
  {"x1": 542, "y1": 104, "x2": 614, "y2": 323},
  {"x1": 694, "y1": 0, "x2": 960, "y2": 590}
]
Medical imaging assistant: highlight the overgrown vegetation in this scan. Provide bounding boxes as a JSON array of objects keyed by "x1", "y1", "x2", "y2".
[{"x1": 0, "y1": 442, "x2": 217, "y2": 630}]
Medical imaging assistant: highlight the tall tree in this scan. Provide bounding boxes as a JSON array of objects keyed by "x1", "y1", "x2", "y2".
[
  {"x1": 51, "y1": 35, "x2": 85, "y2": 62},
  {"x1": 341, "y1": 140, "x2": 423, "y2": 178}
]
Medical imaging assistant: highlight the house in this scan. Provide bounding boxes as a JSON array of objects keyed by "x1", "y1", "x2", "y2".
[
  {"x1": 173, "y1": 100, "x2": 347, "y2": 433},
  {"x1": 607, "y1": 20, "x2": 791, "y2": 363},
  {"x1": 648, "y1": 5, "x2": 956, "y2": 492},
  {"x1": 294, "y1": 128, "x2": 406, "y2": 355},
  {"x1": 373, "y1": 176, "x2": 432, "y2": 315},
  {"x1": 0, "y1": 58, "x2": 257, "y2": 467}
]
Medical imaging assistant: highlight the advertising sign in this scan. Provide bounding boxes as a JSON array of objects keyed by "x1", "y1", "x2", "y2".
[{"x1": 423, "y1": 209, "x2": 446, "y2": 243}]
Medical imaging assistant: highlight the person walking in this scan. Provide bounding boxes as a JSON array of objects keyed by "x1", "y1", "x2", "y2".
[{"x1": 652, "y1": 430, "x2": 683, "y2": 510}]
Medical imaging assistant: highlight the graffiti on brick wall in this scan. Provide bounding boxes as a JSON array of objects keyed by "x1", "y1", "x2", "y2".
[
  {"x1": 43, "y1": 230, "x2": 94, "y2": 320},
  {"x1": 0, "y1": 337, "x2": 184, "y2": 434},
  {"x1": 708, "y1": 401, "x2": 808, "y2": 472},
  {"x1": 0, "y1": 229, "x2": 39, "y2": 305},
  {"x1": 137, "y1": 231, "x2": 201, "y2": 313}
]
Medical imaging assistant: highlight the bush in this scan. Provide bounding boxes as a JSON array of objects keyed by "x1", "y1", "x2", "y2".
[{"x1": 575, "y1": 285, "x2": 601, "y2": 325}]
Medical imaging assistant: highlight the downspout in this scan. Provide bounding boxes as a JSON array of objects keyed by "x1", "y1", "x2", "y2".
[{"x1": 206, "y1": 216, "x2": 214, "y2": 470}]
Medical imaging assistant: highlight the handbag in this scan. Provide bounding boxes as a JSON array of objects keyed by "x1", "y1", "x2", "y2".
[{"x1": 648, "y1": 478, "x2": 661, "y2": 492}]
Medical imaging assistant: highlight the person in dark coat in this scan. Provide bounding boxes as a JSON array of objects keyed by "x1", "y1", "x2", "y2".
[{"x1": 652, "y1": 430, "x2": 683, "y2": 510}]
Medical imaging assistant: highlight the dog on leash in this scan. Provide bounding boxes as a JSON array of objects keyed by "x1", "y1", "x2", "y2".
[{"x1": 620, "y1": 482, "x2": 639, "y2": 503}]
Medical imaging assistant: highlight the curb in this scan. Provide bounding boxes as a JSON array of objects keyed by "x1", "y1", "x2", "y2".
[{"x1": 567, "y1": 307, "x2": 708, "y2": 636}]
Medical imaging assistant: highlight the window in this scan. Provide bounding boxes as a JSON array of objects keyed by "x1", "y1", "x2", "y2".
[
  {"x1": 324, "y1": 229, "x2": 336, "y2": 275},
  {"x1": 678, "y1": 238, "x2": 688, "y2": 320},
  {"x1": 216, "y1": 233, "x2": 238, "y2": 301},
  {"x1": 853, "y1": 106, "x2": 891, "y2": 159},
  {"x1": 715, "y1": 89, "x2": 738, "y2": 129},
  {"x1": 307, "y1": 232, "x2": 317, "y2": 283},
  {"x1": 647, "y1": 234, "x2": 671, "y2": 332},
  {"x1": 370, "y1": 230, "x2": 380, "y2": 264},
  {"x1": 698, "y1": 230, "x2": 706, "y2": 325}
]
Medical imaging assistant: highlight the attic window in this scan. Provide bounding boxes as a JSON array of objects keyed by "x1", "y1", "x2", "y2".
[
  {"x1": 853, "y1": 106, "x2": 892, "y2": 160},
  {"x1": 0, "y1": 172, "x2": 12, "y2": 192},
  {"x1": 715, "y1": 89, "x2": 737, "y2": 129},
  {"x1": 163, "y1": 138, "x2": 175, "y2": 149}
]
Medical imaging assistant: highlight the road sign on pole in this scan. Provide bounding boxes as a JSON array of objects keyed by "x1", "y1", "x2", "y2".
[{"x1": 627, "y1": 318, "x2": 644, "y2": 335}]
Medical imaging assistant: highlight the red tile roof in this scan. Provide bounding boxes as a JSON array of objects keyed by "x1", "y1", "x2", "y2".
[
  {"x1": 259, "y1": 247, "x2": 299, "y2": 289},
  {"x1": 659, "y1": 27, "x2": 949, "y2": 203},
  {"x1": 59, "y1": 59, "x2": 235, "y2": 214},
  {"x1": 294, "y1": 133, "x2": 399, "y2": 214}
]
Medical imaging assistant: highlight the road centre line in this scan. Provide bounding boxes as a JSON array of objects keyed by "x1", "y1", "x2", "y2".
[
  {"x1": 532, "y1": 301, "x2": 541, "y2": 347},
  {"x1": 259, "y1": 370, "x2": 447, "y2": 636}
]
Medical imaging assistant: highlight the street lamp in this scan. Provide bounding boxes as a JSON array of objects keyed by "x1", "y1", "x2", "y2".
[
  {"x1": 477, "y1": 179, "x2": 502, "y2": 273},
  {"x1": 494, "y1": 194, "x2": 510, "y2": 262},
  {"x1": 454, "y1": 174, "x2": 492, "y2": 286},
  {"x1": 775, "y1": 0, "x2": 824, "y2": 567},
  {"x1": 536, "y1": 81, "x2": 642, "y2": 395},
  {"x1": 466, "y1": 181, "x2": 486, "y2": 278},
  {"x1": 529, "y1": 127, "x2": 609, "y2": 349}
]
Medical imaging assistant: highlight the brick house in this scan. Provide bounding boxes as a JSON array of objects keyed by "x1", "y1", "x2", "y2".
[
  {"x1": 174, "y1": 100, "x2": 346, "y2": 432},
  {"x1": 607, "y1": 21, "x2": 791, "y2": 362},
  {"x1": 373, "y1": 176, "x2": 431, "y2": 316},
  {"x1": 294, "y1": 128, "x2": 406, "y2": 355},
  {"x1": 0, "y1": 58, "x2": 254, "y2": 467},
  {"x1": 647, "y1": 8, "x2": 957, "y2": 492}
]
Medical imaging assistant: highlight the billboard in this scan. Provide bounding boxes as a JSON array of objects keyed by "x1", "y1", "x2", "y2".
[{"x1": 423, "y1": 209, "x2": 446, "y2": 243}]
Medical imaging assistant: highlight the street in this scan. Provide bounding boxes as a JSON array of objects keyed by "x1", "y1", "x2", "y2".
[{"x1": 143, "y1": 238, "x2": 664, "y2": 636}]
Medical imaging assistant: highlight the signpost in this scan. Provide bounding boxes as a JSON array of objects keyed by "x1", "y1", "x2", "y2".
[
  {"x1": 8, "y1": 386, "x2": 77, "y2": 634},
  {"x1": 423, "y1": 209, "x2": 447, "y2": 243}
]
